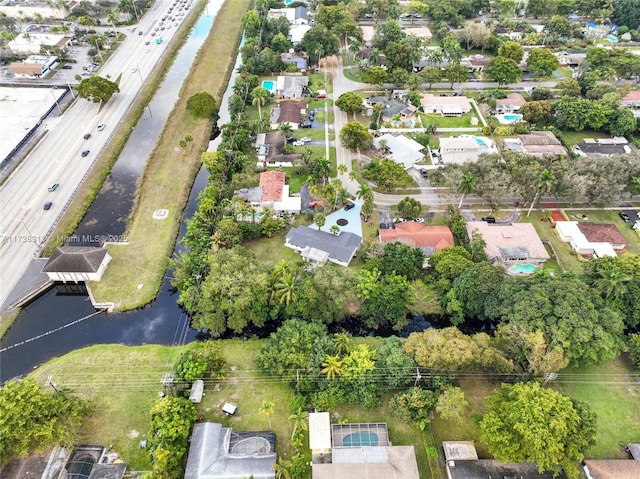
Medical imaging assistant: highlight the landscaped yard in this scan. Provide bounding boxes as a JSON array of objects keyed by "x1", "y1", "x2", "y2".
[
  {"x1": 563, "y1": 209, "x2": 640, "y2": 254},
  {"x1": 420, "y1": 113, "x2": 481, "y2": 129},
  {"x1": 243, "y1": 228, "x2": 304, "y2": 268},
  {"x1": 552, "y1": 355, "x2": 640, "y2": 459},
  {"x1": 559, "y1": 130, "x2": 611, "y2": 147}
]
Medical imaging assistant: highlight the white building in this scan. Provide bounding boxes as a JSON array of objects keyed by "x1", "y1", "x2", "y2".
[
  {"x1": 373, "y1": 133, "x2": 425, "y2": 169},
  {"x1": 8, "y1": 24, "x2": 72, "y2": 55},
  {"x1": 439, "y1": 135, "x2": 496, "y2": 165},
  {"x1": 42, "y1": 246, "x2": 112, "y2": 283}
]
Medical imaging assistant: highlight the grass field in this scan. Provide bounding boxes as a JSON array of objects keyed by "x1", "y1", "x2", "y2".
[
  {"x1": 420, "y1": 113, "x2": 480, "y2": 129},
  {"x1": 89, "y1": 0, "x2": 252, "y2": 310},
  {"x1": 552, "y1": 355, "x2": 640, "y2": 458},
  {"x1": 559, "y1": 130, "x2": 611, "y2": 147}
]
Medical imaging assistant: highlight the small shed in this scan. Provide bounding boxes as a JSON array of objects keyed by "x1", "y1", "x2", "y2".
[
  {"x1": 189, "y1": 380, "x2": 204, "y2": 403},
  {"x1": 223, "y1": 402, "x2": 238, "y2": 416}
]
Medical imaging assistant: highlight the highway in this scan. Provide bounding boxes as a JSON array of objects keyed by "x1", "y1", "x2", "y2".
[{"x1": 0, "y1": 0, "x2": 196, "y2": 307}]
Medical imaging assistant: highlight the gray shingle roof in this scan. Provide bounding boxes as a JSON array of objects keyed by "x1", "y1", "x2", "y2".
[
  {"x1": 42, "y1": 246, "x2": 109, "y2": 273},
  {"x1": 286, "y1": 226, "x2": 362, "y2": 265}
]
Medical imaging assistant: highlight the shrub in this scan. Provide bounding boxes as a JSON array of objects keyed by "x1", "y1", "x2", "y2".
[
  {"x1": 493, "y1": 125, "x2": 514, "y2": 136},
  {"x1": 186, "y1": 91, "x2": 217, "y2": 118}
]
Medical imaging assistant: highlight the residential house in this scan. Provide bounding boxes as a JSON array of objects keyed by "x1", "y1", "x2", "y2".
[
  {"x1": 555, "y1": 50, "x2": 587, "y2": 68},
  {"x1": 285, "y1": 226, "x2": 362, "y2": 267},
  {"x1": 495, "y1": 93, "x2": 526, "y2": 114},
  {"x1": 310, "y1": 417, "x2": 420, "y2": 479},
  {"x1": 555, "y1": 221, "x2": 627, "y2": 257},
  {"x1": 465, "y1": 221, "x2": 550, "y2": 266},
  {"x1": 356, "y1": 47, "x2": 387, "y2": 66},
  {"x1": 289, "y1": 24, "x2": 312, "y2": 44},
  {"x1": 9, "y1": 55, "x2": 58, "y2": 78},
  {"x1": 234, "y1": 170, "x2": 301, "y2": 216},
  {"x1": 275, "y1": 75, "x2": 309, "y2": 99},
  {"x1": 365, "y1": 96, "x2": 415, "y2": 123},
  {"x1": 507, "y1": 131, "x2": 568, "y2": 158},
  {"x1": 403, "y1": 27, "x2": 433, "y2": 41},
  {"x1": 184, "y1": 422, "x2": 276, "y2": 479},
  {"x1": 461, "y1": 54, "x2": 490, "y2": 73},
  {"x1": 421, "y1": 93, "x2": 472, "y2": 117},
  {"x1": 439, "y1": 135, "x2": 497, "y2": 165},
  {"x1": 8, "y1": 24, "x2": 72, "y2": 55},
  {"x1": 42, "y1": 246, "x2": 112, "y2": 283},
  {"x1": 573, "y1": 137, "x2": 636, "y2": 157},
  {"x1": 281, "y1": 52, "x2": 308, "y2": 70},
  {"x1": 270, "y1": 99, "x2": 306, "y2": 129},
  {"x1": 621, "y1": 91, "x2": 640, "y2": 118},
  {"x1": 443, "y1": 441, "x2": 568, "y2": 479},
  {"x1": 373, "y1": 134, "x2": 425, "y2": 169},
  {"x1": 267, "y1": 6, "x2": 308, "y2": 24},
  {"x1": 379, "y1": 223, "x2": 454, "y2": 257},
  {"x1": 584, "y1": 459, "x2": 640, "y2": 479}
]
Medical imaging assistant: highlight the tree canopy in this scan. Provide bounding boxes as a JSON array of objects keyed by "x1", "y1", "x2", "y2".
[
  {"x1": 186, "y1": 91, "x2": 217, "y2": 118},
  {"x1": 480, "y1": 382, "x2": 597, "y2": 478},
  {"x1": 77, "y1": 76, "x2": 120, "y2": 104}
]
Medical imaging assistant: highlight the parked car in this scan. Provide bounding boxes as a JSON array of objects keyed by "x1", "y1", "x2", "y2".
[
  {"x1": 97, "y1": 123, "x2": 106, "y2": 131},
  {"x1": 379, "y1": 222, "x2": 388, "y2": 229},
  {"x1": 420, "y1": 167, "x2": 428, "y2": 178},
  {"x1": 43, "y1": 202, "x2": 53, "y2": 210},
  {"x1": 293, "y1": 140, "x2": 305, "y2": 146},
  {"x1": 309, "y1": 200, "x2": 324, "y2": 208},
  {"x1": 286, "y1": 137, "x2": 297, "y2": 144},
  {"x1": 414, "y1": 217, "x2": 425, "y2": 223},
  {"x1": 481, "y1": 216, "x2": 496, "y2": 223},
  {"x1": 81, "y1": 150, "x2": 90, "y2": 157},
  {"x1": 344, "y1": 202, "x2": 356, "y2": 211},
  {"x1": 62, "y1": 65, "x2": 73, "y2": 69},
  {"x1": 299, "y1": 122, "x2": 312, "y2": 128},
  {"x1": 300, "y1": 137, "x2": 311, "y2": 143},
  {"x1": 48, "y1": 183, "x2": 59, "y2": 192},
  {"x1": 619, "y1": 211, "x2": 631, "y2": 222}
]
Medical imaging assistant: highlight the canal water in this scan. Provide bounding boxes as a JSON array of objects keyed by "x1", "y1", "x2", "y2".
[{"x1": 0, "y1": 1, "x2": 229, "y2": 383}]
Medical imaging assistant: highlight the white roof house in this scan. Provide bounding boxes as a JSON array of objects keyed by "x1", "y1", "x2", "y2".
[
  {"x1": 421, "y1": 94, "x2": 472, "y2": 117},
  {"x1": 289, "y1": 24, "x2": 312, "y2": 44},
  {"x1": 373, "y1": 133, "x2": 425, "y2": 169},
  {"x1": 439, "y1": 135, "x2": 496, "y2": 165}
]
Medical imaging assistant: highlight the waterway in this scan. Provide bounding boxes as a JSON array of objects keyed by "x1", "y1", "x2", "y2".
[{"x1": 0, "y1": 0, "x2": 228, "y2": 383}]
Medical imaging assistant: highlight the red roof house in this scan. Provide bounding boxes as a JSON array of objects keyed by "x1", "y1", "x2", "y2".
[{"x1": 379, "y1": 223, "x2": 454, "y2": 255}]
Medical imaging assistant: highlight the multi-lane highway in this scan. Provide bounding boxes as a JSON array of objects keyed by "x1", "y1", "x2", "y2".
[{"x1": 0, "y1": 0, "x2": 196, "y2": 308}]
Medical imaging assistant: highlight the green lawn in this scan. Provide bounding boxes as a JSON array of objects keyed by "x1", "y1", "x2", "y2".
[
  {"x1": 559, "y1": 130, "x2": 611, "y2": 147},
  {"x1": 521, "y1": 213, "x2": 585, "y2": 274},
  {"x1": 420, "y1": 113, "x2": 481, "y2": 129},
  {"x1": 552, "y1": 355, "x2": 640, "y2": 458},
  {"x1": 244, "y1": 228, "x2": 304, "y2": 268}
]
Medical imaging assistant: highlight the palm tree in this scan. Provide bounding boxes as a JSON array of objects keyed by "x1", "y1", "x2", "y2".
[
  {"x1": 527, "y1": 169, "x2": 556, "y2": 217},
  {"x1": 348, "y1": 39, "x2": 360, "y2": 64},
  {"x1": 594, "y1": 270, "x2": 632, "y2": 301},
  {"x1": 273, "y1": 272, "x2": 297, "y2": 306},
  {"x1": 369, "y1": 48, "x2": 381, "y2": 66},
  {"x1": 252, "y1": 86, "x2": 270, "y2": 123},
  {"x1": 272, "y1": 457, "x2": 291, "y2": 479},
  {"x1": 337, "y1": 164, "x2": 347, "y2": 176},
  {"x1": 357, "y1": 183, "x2": 373, "y2": 202},
  {"x1": 349, "y1": 170, "x2": 357, "y2": 182},
  {"x1": 333, "y1": 333, "x2": 351, "y2": 355},
  {"x1": 316, "y1": 158, "x2": 331, "y2": 186},
  {"x1": 372, "y1": 102, "x2": 385, "y2": 127},
  {"x1": 259, "y1": 400, "x2": 275, "y2": 429},
  {"x1": 330, "y1": 178, "x2": 344, "y2": 209},
  {"x1": 314, "y1": 213, "x2": 326, "y2": 229},
  {"x1": 330, "y1": 225, "x2": 340, "y2": 235},
  {"x1": 361, "y1": 197, "x2": 374, "y2": 222},
  {"x1": 289, "y1": 408, "x2": 309, "y2": 440},
  {"x1": 278, "y1": 122, "x2": 294, "y2": 161},
  {"x1": 321, "y1": 355, "x2": 343, "y2": 379},
  {"x1": 457, "y1": 172, "x2": 476, "y2": 208}
]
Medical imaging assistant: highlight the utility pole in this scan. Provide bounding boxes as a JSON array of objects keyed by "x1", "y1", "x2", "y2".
[{"x1": 45, "y1": 375, "x2": 66, "y2": 398}]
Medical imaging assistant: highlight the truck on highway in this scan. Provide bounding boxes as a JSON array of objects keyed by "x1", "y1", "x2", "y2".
[{"x1": 155, "y1": 37, "x2": 163, "y2": 44}]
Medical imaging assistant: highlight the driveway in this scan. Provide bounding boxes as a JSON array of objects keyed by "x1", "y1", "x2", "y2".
[
  {"x1": 312, "y1": 202, "x2": 363, "y2": 237},
  {"x1": 300, "y1": 183, "x2": 313, "y2": 211}
]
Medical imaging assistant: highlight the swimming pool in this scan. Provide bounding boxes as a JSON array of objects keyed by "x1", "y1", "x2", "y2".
[
  {"x1": 496, "y1": 114, "x2": 523, "y2": 124},
  {"x1": 231, "y1": 437, "x2": 271, "y2": 454},
  {"x1": 508, "y1": 263, "x2": 537, "y2": 275},
  {"x1": 262, "y1": 80, "x2": 275, "y2": 93},
  {"x1": 476, "y1": 138, "x2": 486, "y2": 146},
  {"x1": 343, "y1": 431, "x2": 379, "y2": 447},
  {"x1": 607, "y1": 34, "x2": 618, "y2": 42}
]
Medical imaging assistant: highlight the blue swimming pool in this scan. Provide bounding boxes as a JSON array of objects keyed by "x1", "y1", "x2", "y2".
[
  {"x1": 503, "y1": 114, "x2": 523, "y2": 121},
  {"x1": 607, "y1": 34, "x2": 618, "y2": 42},
  {"x1": 262, "y1": 80, "x2": 275, "y2": 92},
  {"x1": 343, "y1": 431, "x2": 379, "y2": 447},
  {"x1": 508, "y1": 263, "x2": 537, "y2": 275}
]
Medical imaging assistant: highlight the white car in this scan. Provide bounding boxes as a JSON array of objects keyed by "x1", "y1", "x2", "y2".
[
  {"x1": 131, "y1": 67, "x2": 137, "y2": 73},
  {"x1": 292, "y1": 140, "x2": 305, "y2": 146},
  {"x1": 300, "y1": 137, "x2": 311, "y2": 143},
  {"x1": 97, "y1": 123, "x2": 106, "y2": 131},
  {"x1": 413, "y1": 218, "x2": 425, "y2": 223}
]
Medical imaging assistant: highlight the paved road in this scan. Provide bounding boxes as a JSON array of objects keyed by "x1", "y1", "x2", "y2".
[{"x1": 0, "y1": 0, "x2": 197, "y2": 307}]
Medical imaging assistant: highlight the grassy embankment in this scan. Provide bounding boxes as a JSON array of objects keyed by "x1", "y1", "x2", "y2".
[{"x1": 88, "y1": 0, "x2": 252, "y2": 310}]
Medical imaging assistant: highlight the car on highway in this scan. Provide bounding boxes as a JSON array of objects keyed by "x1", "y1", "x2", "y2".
[
  {"x1": 145, "y1": 40, "x2": 150, "y2": 45},
  {"x1": 344, "y1": 202, "x2": 356, "y2": 211},
  {"x1": 619, "y1": 211, "x2": 631, "y2": 222},
  {"x1": 81, "y1": 150, "x2": 90, "y2": 157},
  {"x1": 97, "y1": 123, "x2": 106, "y2": 131},
  {"x1": 48, "y1": 183, "x2": 59, "y2": 192},
  {"x1": 83, "y1": 133, "x2": 91, "y2": 139},
  {"x1": 131, "y1": 67, "x2": 137, "y2": 73},
  {"x1": 138, "y1": 30, "x2": 144, "y2": 35},
  {"x1": 43, "y1": 202, "x2": 53, "y2": 210},
  {"x1": 309, "y1": 200, "x2": 324, "y2": 208}
]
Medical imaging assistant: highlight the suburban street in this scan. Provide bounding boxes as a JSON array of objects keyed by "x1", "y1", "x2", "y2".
[{"x1": 0, "y1": 0, "x2": 196, "y2": 307}]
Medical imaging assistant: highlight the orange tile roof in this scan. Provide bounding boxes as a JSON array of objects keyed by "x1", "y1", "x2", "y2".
[
  {"x1": 259, "y1": 170, "x2": 285, "y2": 202},
  {"x1": 379, "y1": 223, "x2": 454, "y2": 251}
]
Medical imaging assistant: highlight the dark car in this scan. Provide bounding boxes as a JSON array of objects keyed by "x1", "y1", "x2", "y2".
[
  {"x1": 81, "y1": 150, "x2": 90, "y2": 157},
  {"x1": 299, "y1": 122, "x2": 312, "y2": 128},
  {"x1": 619, "y1": 211, "x2": 631, "y2": 222},
  {"x1": 344, "y1": 202, "x2": 356, "y2": 211},
  {"x1": 286, "y1": 137, "x2": 297, "y2": 144},
  {"x1": 62, "y1": 65, "x2": 73, "y2": 69},
  {"x1": 481, "y1": 216, "x2": 496, "y2": 223},
  {"x1": 83, "y1": 133, "x2": 91, "y2": 139},
  {"x1": 379, "y1": 222, "x2": 388, "y2": 229},
  {"x1": 43, "y1": 202, "x2": 53, "y2": 210}
]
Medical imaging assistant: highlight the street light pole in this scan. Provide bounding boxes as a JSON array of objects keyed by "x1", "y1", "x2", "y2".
[{"x1": 134, "y1": 63, "x2": 152, "y2": 118}]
